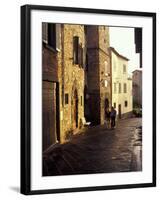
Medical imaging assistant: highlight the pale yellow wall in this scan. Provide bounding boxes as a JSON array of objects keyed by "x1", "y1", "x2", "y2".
[{"x1": 111, "y1": 51, "x2": 133, "y2": 116}]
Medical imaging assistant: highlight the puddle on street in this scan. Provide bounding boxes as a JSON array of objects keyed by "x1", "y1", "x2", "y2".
[{"x1": 131, "y1": 126, "x2": 142, "y2": 171}]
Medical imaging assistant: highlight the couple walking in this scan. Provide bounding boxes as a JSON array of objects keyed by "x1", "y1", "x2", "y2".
[{"x1": 105, "y1": 106, "x2": 117, "y2": 129}]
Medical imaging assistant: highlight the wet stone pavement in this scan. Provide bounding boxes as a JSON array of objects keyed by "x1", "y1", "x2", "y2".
[{"x1": 43, "y1": 117, "x2": 142, "y2": 176}]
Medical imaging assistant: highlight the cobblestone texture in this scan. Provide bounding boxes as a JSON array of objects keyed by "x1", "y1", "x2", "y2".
[{"x1": 43, "y1": 117, "x2": 142, "y2": 176}]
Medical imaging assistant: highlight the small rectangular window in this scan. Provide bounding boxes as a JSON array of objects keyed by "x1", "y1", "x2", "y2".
[
  {"x1": 65, "y1": 94, "x2": 69, "y2": 105},
  {"x1": 114, "y1": 103, "x2": 116, "y2": 108},
  {"x1": 124, "y1": 83, "x2": 127, "y2": 93},
  {"x1": 119, "y1": 83, "x2": 121, "y2": 93},
  {"x1": 125, "y1": 101, "x2": 128, "y2": 107},
  {"x1": 73, "y1": 36, "x2": 79, "y2": 64},
  {"x1": 114, "y1": 83, "x2": 117, "y2": 93},
  {"x1": 81, "y1": 96, "x2": 83, "y2": 106},
  {"x1": 123, "y1": 64, "x2": 126, "y2": 73},
  {"x1": 48, "y1": 23, "x2": 56, "y2": 49},
  {"x1": 73, "y1": 37, "x2": 85, "y2": 67},
  {"x1": 43, "y1": 23, "x2": 61, "y2": 50}
]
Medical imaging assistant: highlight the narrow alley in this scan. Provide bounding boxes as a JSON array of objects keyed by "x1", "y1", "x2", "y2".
[{"x1": 43, "y1": 117, "x2": 142, "y2": 176}]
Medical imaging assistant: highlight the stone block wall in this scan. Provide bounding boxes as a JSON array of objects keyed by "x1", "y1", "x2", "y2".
[
  {"x1": 59, "y1": 24, "x2": 85, "y2": 142},
  {"x1": 85, "y1": 25, "x2": 111, "y2": 125},
  {"x1": 42, "y1": 23, "x2": 111, "y2": 148}
]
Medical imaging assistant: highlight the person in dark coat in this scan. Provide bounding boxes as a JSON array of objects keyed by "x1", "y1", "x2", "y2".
[{"x1": 110, "y1": 106, "x2": 117, "y2": 129}]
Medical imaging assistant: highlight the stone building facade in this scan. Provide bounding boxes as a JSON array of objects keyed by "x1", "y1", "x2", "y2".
[
  {"x1": 42, "y1": 23, "x2": 60, "y2": 151},
  {"x1": 132, "y1": 70, "x2": 142, "y2": 107},
  {"x1": 42, "y1": 23, "x2": 111, "y2": 151},
  {"x1": 85, "y1": 25, "x2": 111, "y2": 125},
  {"x1": 42, "y1": 23, "x2": 86, "y2": 150},
  {"x1": 60, "y1": 24, "x2": 85, "y2": 142},
  {"x1": 110, "y1": 47, "x2": 133, "y2": 118}
]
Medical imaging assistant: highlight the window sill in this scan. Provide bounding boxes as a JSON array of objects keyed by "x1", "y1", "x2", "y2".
[{"x1": 43, "y1": 42, "x2": 60, "y2": 53}]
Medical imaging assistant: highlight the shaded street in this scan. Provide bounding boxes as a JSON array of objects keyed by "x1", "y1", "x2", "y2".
[{"x1": 43, "y1": 117, "x2": 142, "y2": 176}]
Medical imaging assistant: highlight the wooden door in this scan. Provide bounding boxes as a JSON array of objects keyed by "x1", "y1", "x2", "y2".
[{"x1": 43, "y1": 81, "x2": 57, "y2": 151}]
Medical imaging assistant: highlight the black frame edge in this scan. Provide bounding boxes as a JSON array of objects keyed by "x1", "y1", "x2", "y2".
[
  {"x1": 20, "y1": 5, "x2": 31, "y2": 195},
  {"x1": 152, "y1": 13, "x2": 156, "y2": 187},
  {"x1": 24, "y1": 183, "x2": 155, "y2": 195},
  {"x1": 23, "y1": 4, "x2": 156, "y2": 17},
  {"x1": 20, "y1": 4, "x2": 156, "y2": 195}
]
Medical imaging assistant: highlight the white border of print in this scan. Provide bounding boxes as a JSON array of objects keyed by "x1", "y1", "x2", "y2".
[{"x1": 31, "y1": 10, "x2": 153, "y2": 190}]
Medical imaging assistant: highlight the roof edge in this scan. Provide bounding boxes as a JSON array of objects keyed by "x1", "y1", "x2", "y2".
[{"x1": 109, "y1": 47, "x2": 129, "y2": 61}]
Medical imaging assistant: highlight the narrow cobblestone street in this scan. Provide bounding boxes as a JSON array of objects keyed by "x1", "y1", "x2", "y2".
[{"x1": 43, "y1": 117, "x2": 142, "y2": 176}]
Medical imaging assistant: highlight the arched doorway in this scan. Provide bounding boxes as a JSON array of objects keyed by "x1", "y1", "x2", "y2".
[{"x1": 72, "y1": 89, "x2": 78, "y2": 129}]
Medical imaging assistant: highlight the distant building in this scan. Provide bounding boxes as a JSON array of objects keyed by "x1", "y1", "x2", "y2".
[
  {"x1": 110, "y1": 47, "x2": 133, "y2": 118},
  {"x1": 132, "y1": 70, "x2": 142, "y2": 107}
]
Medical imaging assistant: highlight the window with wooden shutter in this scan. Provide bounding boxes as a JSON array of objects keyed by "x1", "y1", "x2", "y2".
[
  {"x1": 82, "y1": 47, "x2": 86, "y2": 68},
  {"x1": 46, "y1": 23, "x2": 61, "y2": 51},
  {"x1": 73, "y1": 36, "x2": 79, "y2": 64},
  {"x1": 78, "y1": 44, "x2": 83, "y2": 66},
  {"x1": 78, "y1": 44, "x2": 81, "y2": 65},
  {"x1": 124, "y1": 83, "x2": 127, "y2": 93},
  {"x1": 55, "y1": 24, "x2": 61, "y2": 51},
  {"x1": 81, "y1": 46, "x2": 83, "y2": 67},
  {"x1": 48, "y1": 23, "x2": 56, "y2": 49},
  {"x1": 42, "y1": 23, "x2": 48, "y2": 43}
]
